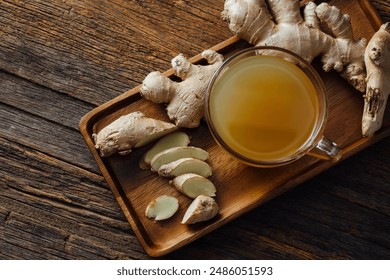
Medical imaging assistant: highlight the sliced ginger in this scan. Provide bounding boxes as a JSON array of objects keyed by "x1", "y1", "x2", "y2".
[
  {"x1": 158, "y1": 158, "x2": 212, "y2": 178},
  {"x1": 171, "y1": 173, "x2": 216, "y2": 198},
  {"x1": 142, "y1": 131, "x2": 219, "y2": 224},
  {"x1": 150, "y1": 146, "x2": 209, "y2": 172},
  {"x1": 145, "y1": 195, "x2": 179, "y2": 221},
  {"x1": 181, "y1": 195, "x2": 219, "y2": 225},
  {"x1": 140, "y1": 131, "x2": 190, "y2": 169}
]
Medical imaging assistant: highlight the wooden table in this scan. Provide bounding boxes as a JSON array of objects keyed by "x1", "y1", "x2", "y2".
[{"x1": 1, "y1": 0, "x2": 389, "y2": 259}]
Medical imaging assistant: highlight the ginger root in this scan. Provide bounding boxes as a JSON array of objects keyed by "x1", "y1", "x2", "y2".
[
  {"x1": 222, "y1": 0, "x2": 367, "y2": 91},
  {"x1": 362, "y1": 23, "x2": 390, "y2": 137},
  {"x1": 140, "y1": 50, "x2": 224, "y2": 128},
  {"x1": 93, "y1": 111, "x2": 177, "y2": 157},
  {"x1": 181, "y1": 195, "x2": 219, "y2": 225}
]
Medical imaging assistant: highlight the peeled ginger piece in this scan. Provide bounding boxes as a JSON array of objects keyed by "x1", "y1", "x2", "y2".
[
  {"x1": 140, "y1": 131, "x2": 190, "y2": 169},
  {"x1": 181, "y1": 195, "x2": 219, "y2": 224},
  {"x1": 158, "y1": 158, "x2": 212, "y2": 178},
  {"x1": 171, "y1": 173, "x2": 216, "y2": 198},
  {"x1": 145, "y1": 195, "x2": 179, "y2": 221},
  {"x1": 150, "y1": 146, "x2": 209, "y2": 172}
]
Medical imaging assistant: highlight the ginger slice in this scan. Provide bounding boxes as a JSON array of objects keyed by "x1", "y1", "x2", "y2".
[
  {"x1": 181, "y1": 195, "x2": 219, "y2": 225},
  {"x1": 93, "y1": 111, "x2": 177, "y2": 157},
  {"x1": 140, "y1": 131, "x2": 190, "y2": 169},
  {"x1": 158, "y1": 158, "x2": 212, "y2": 178},
  {"x1": 145, "y1": 195, "x2": 179, "y2": 221},
  {"x1": 150, "y1": 146, "x2": 209, "y2": 172},
  {"x1": 171, "y1": 173, "x2": 216, "y2": 198}
]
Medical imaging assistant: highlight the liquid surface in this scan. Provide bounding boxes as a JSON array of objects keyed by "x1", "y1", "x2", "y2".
[{"x1": 209, "y1": 55, "x2": 319, "y2": 162}]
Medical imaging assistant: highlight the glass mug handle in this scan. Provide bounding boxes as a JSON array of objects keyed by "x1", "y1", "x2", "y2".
[{"x1": 307, "y1": 136, "x2": 342, "y2": 162}]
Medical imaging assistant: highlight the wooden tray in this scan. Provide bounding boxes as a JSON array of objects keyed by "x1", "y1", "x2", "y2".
[{"x1": 80, "y1": 0, "x2": 389, "y2": 257}]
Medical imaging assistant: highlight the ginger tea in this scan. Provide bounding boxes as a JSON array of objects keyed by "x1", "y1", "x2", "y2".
[{"x1": 208, "y1": 55, "x2": 319, "y2": 163}]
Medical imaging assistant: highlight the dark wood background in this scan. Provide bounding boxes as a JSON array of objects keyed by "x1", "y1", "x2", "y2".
[{"x1": 1, "y1": 0, "x2": 389, "y2": 259}]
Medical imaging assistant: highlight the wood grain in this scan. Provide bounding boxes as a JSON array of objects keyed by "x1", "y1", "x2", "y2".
[
  {"x1": 1, "y1": 0, "x2": 389, "y2": 259},
  {"x1": 0, "y1": 0, "x2": 229, "y2": 105}
]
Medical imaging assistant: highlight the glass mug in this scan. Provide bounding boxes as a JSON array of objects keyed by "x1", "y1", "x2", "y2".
[{"x1": 205, "y1": 46, "x2": 341, "y2": 168}]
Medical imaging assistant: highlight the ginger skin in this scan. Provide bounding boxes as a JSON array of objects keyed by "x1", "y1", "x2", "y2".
[
  {"x1": 181, "y1": 195, "x2": 219, "y2": 224},
  {"x1": 140, "y1": 50, "x2": 224, "y2": 128},
  {"x1": 93, "y1": 112, "x2": 177, "y2": 157},
  {"x1": 222, "y1": 0, "x2": 367, "y2": 92},
  {"x1": 363, "y1": 23, "x2": 390, "y2": 136}
]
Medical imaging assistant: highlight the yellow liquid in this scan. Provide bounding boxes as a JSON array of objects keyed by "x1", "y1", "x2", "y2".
[{"x1": 210, "y1": 56, "x2": 319, "y2": 162}]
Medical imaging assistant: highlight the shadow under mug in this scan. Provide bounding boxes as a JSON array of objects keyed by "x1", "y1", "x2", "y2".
[{"x1": 205, "y1": 46, "x2": 341, "y2": 168}]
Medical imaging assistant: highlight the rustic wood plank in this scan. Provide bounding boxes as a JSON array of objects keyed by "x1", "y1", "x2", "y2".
[
  {"x1": 0, "y1": 69, "x2": 103, "y2": 173},
  {"x1": 0, "y1": 138, "x2": 126, "y2": 228},
  {"x1": 0, "y1": 0, "x2": 230, "y2": 105},
  {"x1": 0, "y1": 138, "x2": 149, "y2": 259},
  {"x1": 0, "y1": 102, "x2": 98, "y2": 174},
  {"x1": 372, "y1": 0, "x2": 390, "y2": 20},
  {"x1": 0, "y1": 70, "x2": 94, "y2": 130}
]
